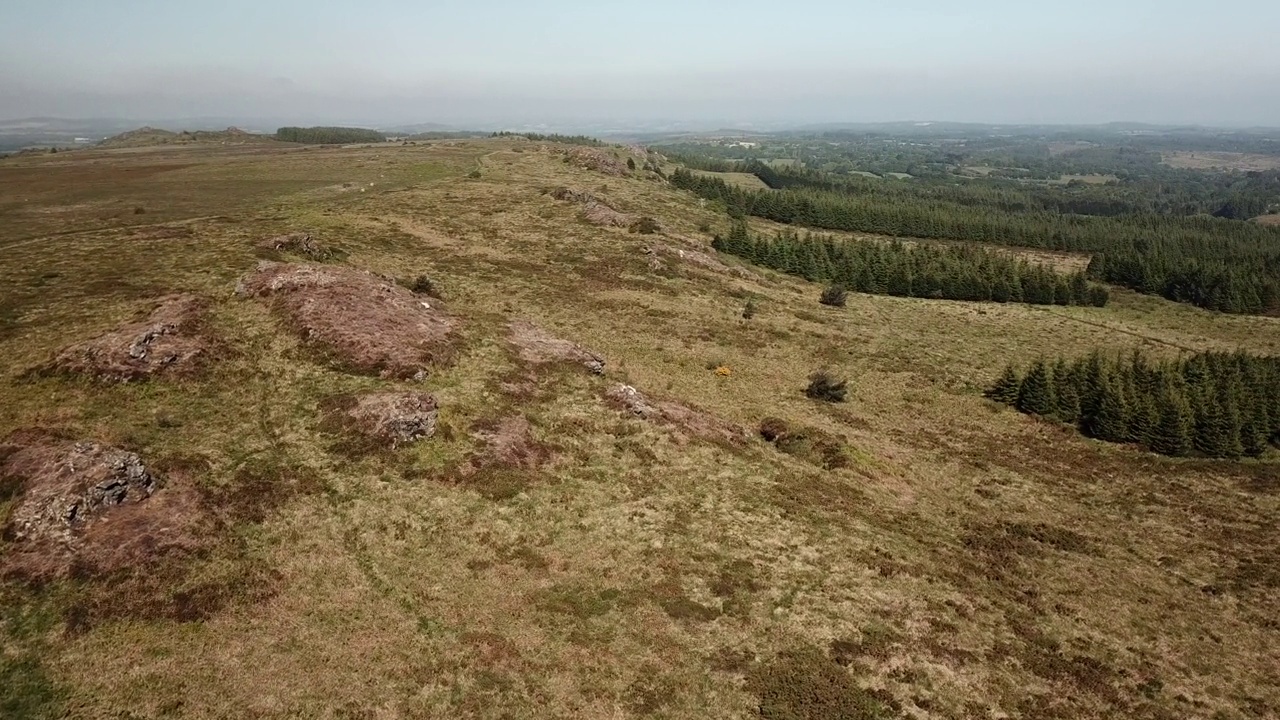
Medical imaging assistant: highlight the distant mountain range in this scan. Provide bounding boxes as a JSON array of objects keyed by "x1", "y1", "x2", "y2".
[
  {"x1": 4, "y1": 116, "x2": 1278, "y2": 153},
  {"x1": 0, "y1": 117, "x2": 284, "y2": 152}
]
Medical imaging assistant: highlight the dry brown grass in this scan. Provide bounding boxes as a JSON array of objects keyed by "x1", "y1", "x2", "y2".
[
  {"x1": 467, "y1": 415, "x2": 549, "y2": 472},
  {"x1": 0, "y1": 139, "x2": 1277, "y2": 719},
  {"x1": 690, "y1": 169, "x2": 772, "y2": 191}
]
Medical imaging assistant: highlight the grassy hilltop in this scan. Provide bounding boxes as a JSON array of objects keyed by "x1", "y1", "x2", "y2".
[{"x1": 0, "y1": 137, "x2": 1277, "y2": 719}]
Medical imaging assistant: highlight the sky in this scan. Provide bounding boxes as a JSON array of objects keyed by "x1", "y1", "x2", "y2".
[{"x1": 2, "y1": 0, "x2": 1278, "y2": 128}]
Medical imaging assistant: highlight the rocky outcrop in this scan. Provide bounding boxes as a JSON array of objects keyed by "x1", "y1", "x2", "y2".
[
  {"x1": 48, "y1": 294, "x2": 210, "y2": 382},
  {"x1": 605, "y1": 384, "x2": 747, "y2": 446},
  {"x1": 257, "y1": 232, "x2": 332, "y2": 259},
  {"x1": 508, "y1": 320, "x2": 605, "y2": 374},
  {"x1": 3, "y1": 441, "x2": 158, "y2": 547},
  {"x1": 236, "y1": 261, "x2": 458, "y2": 379},
  {"x1": 344, "y1": 392, "x2": 439, "y2": 448}
]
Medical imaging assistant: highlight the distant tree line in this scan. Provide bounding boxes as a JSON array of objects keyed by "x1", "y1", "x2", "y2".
[
  {"x1": 490, "y1": 131, "x2": 605, "y2": 147},
  {"x1": 659, "y1": 137, "x2": 1280, "y2": 219},
  {"x1": 672, "y1": 168, "x2": 1280, "y2": 315},
  {"x1": 988, "y1": 350, "x2": 1280, "y2": 458},
  {"x1": 744, "y1": 159, "x2": 1280, "y2": 221},
  {"x1": 276, "y1": 126, "x2": 386, "y2": 144},
  {"x1": 712, "y1": 221, "x2": 1109, "y2": 307}
]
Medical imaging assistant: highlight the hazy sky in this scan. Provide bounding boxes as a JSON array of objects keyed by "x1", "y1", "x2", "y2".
[{"x1": 2, "y1": 0, "x2": 1278, "y2": 127}]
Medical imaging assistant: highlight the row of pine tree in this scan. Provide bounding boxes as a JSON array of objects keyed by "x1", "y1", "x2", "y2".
[
  {"x1": 489, "y1": 131, "x2": 605, "y2": 147},
  {"x1": 711, "y1": 221, "x2": 1109, "y2": 306},
  {"x1": 987, "y1": 351, "x2": 1280, "y2": 458},
  {"x1": 672, "y1": 168, "x2": 1280, "y2": 315},
  {"x1": 274, "y1": 126, "x2": 386, "y2": 144}
]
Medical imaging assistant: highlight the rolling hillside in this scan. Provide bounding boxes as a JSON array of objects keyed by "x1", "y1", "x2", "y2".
[{"x1": 0, "y1": 138, "x2": 1277, "y2": 719}]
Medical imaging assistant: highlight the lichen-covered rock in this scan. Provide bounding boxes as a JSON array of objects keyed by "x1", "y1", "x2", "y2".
[
  {"x1": 257, "y1": 232, "x2": 331, "y2": 259},
  {"x1": 345, "y1": 392, "x2": 439, "y2": 448},
  {"x1": 565, "y1": 147, "x2": 630, "y2": 176},
  {"x1": 606, "y1": 384, "x2": 659, "y2": 418},
  {"x1": 508, "y1": 321, "x2": 605, "y2": 374},
  {"x1": 48, "y1": 294, "x2": 209, "y2": 382},
  {"x1": 549, "y1": 186, "x2": 596, "y2": 203},
  {"x1": 605, "y1": 384, "x2": 747, "y2": 446},
  {"x1": 3, "y1": 440, "x2": 158, "y2": 547},
  {"x1": 582, "y1": 200, "x2": 634, "y2": 228},
  {"x1": 547, "y1": 186, "x2": 634, "y2": 228}
]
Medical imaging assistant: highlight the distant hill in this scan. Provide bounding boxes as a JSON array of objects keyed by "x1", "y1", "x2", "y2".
[
  {"x1": 378, "y1": 122, "x2": 462, "y2": 135},
  {"x1": 99, "y1": 126, "x2": 279, "y2": 148}
]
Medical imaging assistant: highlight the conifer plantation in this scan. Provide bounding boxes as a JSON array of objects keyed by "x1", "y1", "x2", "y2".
[
  {"x1": 489, "y1": 131, "x2": 606, "y2": 146},
  {"x1": 674, "y1": 168, "x2": 1280, "y2": 315},
  {"x1": 712, "y1": 221, "x2": 1108, "y2": 306},
  {"x1": 988, "y1": 350, "x2": 1280, "y2": 458},
  {"x1": 275, "y1": 126, "x2": 386, "y2": 144}
]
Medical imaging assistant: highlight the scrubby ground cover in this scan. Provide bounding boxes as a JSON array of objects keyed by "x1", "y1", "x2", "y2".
[{"x1": 0, "y1": 138, "x2": 1277, "y2": 719}]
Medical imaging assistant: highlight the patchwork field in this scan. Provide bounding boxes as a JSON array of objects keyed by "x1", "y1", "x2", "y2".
[
  {"x1": 1, "y1": 138, "x2": 1277, "y2": 720},
  {"x1": 1162, "y1": 151, "x2": 1280, "y2": 172},
  {"x1": 690, "y1": 169, "x2": 773, "y2": 191}
]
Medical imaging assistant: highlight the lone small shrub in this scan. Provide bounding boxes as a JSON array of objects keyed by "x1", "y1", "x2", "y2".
[
  {"x1": 467, "y1": 169, "x2": 482, "y2": 179},
  {"x1": 627, "y1": 157, "x2": 637, "y2": 171},
  {"x1": 819, "y1": 284, "x2": 847, "y2": 307},
  {"x1": 749, "y1": 646, "x2": 891, "y2": 720},
  {"x1": 407, "y1": 275, "x2": 440, "y2": 297},
  {"x1": 759, "y1": 417, "x2": 791, "y2": 442},
  {"x1": 630, "y1": 216, "x2": 661, "y2": 235},
  {"x1": 742, "y1": 298, "x2": 758, "y2": 319},
  {"x1": 697, "y1": 221, "x2": 712, "y2": 233},
  {"x1": 759, "y1": 417, "x2": 849, "y2": 469},
  {"x1": 806, "y1": 369, "x2": 848, "y2": 403}
]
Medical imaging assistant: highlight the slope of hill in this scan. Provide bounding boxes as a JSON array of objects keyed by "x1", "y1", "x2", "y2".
[
  {"x1": 98, "y1": 126, "x2": 280, "y2": 148},
  {"x1": 0, "y1": 139, "x2": 1277, "y2": 719}
]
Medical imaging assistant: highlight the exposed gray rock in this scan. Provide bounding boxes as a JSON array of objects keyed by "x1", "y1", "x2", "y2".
[
  {"x1": 4, "y1": 442, "x2": 158, "y2": 546},
  {"x1": 508, "y1": 321, "x2": 605, "y2": 375},
  {"x1": 346, "y1": 392, "x2": 439, "y2": 448}
]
